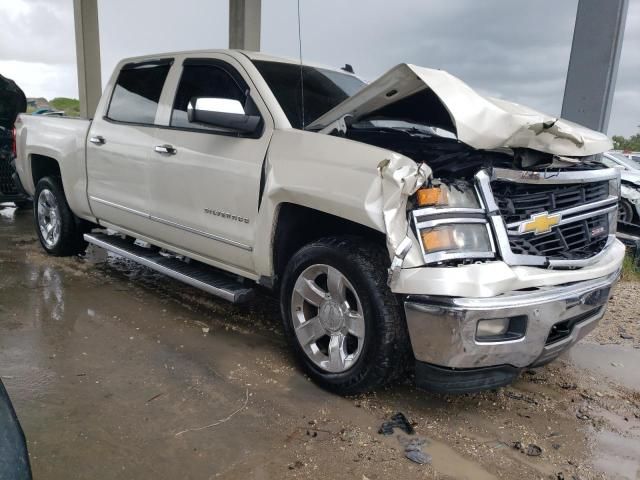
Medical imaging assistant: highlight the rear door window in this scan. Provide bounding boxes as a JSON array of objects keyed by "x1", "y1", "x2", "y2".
[{"x1": 107, "y1": 61, "x2": 172, "y2": 124}]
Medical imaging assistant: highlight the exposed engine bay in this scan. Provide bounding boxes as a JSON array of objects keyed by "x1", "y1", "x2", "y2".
[{"x1": 344, "y1": 124, "x2": 605, "y2": 178}]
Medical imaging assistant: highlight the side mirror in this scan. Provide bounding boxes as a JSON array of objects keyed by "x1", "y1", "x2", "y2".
[{"x1": 187, "y1": 97, "x2": 260, "y2": 134}]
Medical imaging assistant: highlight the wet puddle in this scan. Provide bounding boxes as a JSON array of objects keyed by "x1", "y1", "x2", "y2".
[
  {"x1": 569, "y1": 343, "x2": 640, "y2": 479},
  {"x1": 569, "y1": 342, "x2": 640, "y2": 390}
]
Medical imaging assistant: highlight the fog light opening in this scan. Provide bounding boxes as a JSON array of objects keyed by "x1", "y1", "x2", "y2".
[
  {"x1": 477, "y1": 318, "x2": 509, "y2": 337},
  {"x1": 476, "y1": 316, "x2": 527, "y2": 342}
]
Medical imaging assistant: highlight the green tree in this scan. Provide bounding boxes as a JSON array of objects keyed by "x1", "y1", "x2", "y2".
[
  {"x1": 612, "y1": 128, "x2": 640, "y2": 151},
  {"x1": 49, "y1": 97, "x2": 81, "y2": 117}
]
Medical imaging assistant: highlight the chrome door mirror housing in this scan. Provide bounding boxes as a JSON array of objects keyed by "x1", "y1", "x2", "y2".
[{"x1": 187, "y1": 97, "x2": 261, "y2": 134}]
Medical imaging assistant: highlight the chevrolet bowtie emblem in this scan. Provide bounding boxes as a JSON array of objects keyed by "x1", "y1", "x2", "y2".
[{"x1": 519, "y1": 212, "x2": 561, "y2": 235}]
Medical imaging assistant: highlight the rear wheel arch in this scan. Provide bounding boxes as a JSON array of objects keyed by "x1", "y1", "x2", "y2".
[{"x1": 31, "y1": 154, "x2": 62, "y2": 188}]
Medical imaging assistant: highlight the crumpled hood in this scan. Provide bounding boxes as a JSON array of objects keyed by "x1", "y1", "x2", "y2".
[
  {"x1": 0, "y1": 74, "x2": 27, "y2": 130},
  {"x1": 308, "y1": 63, "x2": 612, "y2": 157}
]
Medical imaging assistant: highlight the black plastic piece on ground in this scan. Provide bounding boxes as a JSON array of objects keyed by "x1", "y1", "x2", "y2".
[
  {"x1": 415, "y1": 361, "x2": 520, "y2": 394},
  {"x1": 378, "y1": 412, "x2": 415, "y2": 435}
]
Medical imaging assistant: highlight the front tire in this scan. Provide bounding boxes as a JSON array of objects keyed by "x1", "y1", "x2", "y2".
[
  {"x1": 280, "y1": 236, "x2": 410, "y2": 395},
  {"x1": 34, "y1": 176, "x2": 88, "y2": 256}
]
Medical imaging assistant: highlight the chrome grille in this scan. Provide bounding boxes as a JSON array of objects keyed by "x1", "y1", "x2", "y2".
[
  {"x1": 475, "y1": 168, "x2": 620, "y2": 268},
  {"x1": 492, "y1": 181, "x2": 609, "y2": 224},
  {"x1": 508, "y1": 216, "x2": 609, "y2": 259}
]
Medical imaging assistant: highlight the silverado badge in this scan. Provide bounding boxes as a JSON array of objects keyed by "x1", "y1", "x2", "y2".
[{"x1": 518, "y1": 211, "x2": 561, "y2": 235}]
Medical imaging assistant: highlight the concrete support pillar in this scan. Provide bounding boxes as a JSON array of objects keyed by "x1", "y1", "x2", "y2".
[
  {"x1": 229, "y1": 0, "x2": 261, "y2": 51},
  {"x1": 561, "y1": 0, "x2": 628, "y2": 132},
  {"x1": 73, "y1": 0, "x2": 102, "y2": 118}
]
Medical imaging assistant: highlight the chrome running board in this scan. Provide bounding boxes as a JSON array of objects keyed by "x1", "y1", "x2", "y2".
[{"x1": 84, "y1": 232, "x2": 254, "y2": 304}]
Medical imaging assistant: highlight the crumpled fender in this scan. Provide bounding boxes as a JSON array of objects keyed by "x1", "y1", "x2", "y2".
[
  {"x1": 376, "y1": 156, "x2": 430, "y2": 282},
  {"x1": 254, "y1": 130, "x2": 429, "y2": 280}
]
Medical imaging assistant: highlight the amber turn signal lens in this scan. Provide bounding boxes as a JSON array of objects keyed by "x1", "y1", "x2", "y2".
[
  {"x1": 416, "y1": 187, "x2": 447, "y2": 207},
  {"x1": 421, "y1": 229, "x2": 455, "y2": 251}
]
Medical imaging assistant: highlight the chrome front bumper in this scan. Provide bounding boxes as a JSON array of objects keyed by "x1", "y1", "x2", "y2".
[{"x1": 404, "y1": 269, "x2": 620, "y2": 370}]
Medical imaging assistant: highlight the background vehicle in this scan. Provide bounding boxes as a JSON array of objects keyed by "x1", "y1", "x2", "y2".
[
  {"x1": 598, "y1": 151, "x2": 640, "y2": 226},
  {"x1": 0, "y1": 74, "x2": 30, "y2": 209},
  {"x1": 32, "y1": 108, "x2": 65, "y2": 117},
  {"x1": 14, "y1": 50, "x2": 624, "y2": 395},
  {"x1": 620, "y1": 151, "x2": 640, "y2": 164}
]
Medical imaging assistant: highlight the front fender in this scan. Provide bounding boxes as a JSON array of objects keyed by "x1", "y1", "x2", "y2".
[{"x1": 252, "y1": 129, "x2": 430, "y2": 278}]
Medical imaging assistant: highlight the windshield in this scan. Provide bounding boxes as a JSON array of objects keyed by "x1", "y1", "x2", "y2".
[{"x1": 252, "y1": 60, "x2": 365, "y2": 129}]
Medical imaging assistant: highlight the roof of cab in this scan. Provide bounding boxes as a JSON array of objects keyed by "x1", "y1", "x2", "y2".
[{"x1": 115, "y1": 49, "x2": 358, "y2": 78}]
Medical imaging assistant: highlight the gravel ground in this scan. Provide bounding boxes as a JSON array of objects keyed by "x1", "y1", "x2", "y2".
[{"x1": 591, "y1": 282, "x2": 640, "y2": 346}]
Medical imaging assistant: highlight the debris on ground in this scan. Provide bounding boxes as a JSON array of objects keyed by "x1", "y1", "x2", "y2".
[
  {"x1": 378, "y1": 412, "x2": 415, "y2": 435},
  {"x1": 288, "y1": 460, "x2": 304, "y2": 470},
  {"x1": 511, "y1": 441, "x2": 542, "y2": 457},
  {"x1": 576, "y1": 408, "x2": 591, "y2": 420},
  {"x1": 378, "y1": 413, "x2": 431, "y2": 465},
  {"x1": 505, "y1": 390, "x2": 538, "y2": 404},
  {"x1": 559, "y1": 382, "x2": 577, "y2": 390},
  {"x1": 401, "y1": 437, "x2": 432, "y2": 465}
]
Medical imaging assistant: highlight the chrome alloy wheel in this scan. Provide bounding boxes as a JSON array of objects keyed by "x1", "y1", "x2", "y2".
[
  {"x1": 290, "y1": 264, "x2": 365, "y2": 373},
  {"x1": 37, "y1": 189, "x2": 61, "y2": 248}
]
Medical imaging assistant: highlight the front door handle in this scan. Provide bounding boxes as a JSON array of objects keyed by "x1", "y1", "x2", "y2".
[
  {"x1": 154, "y1": 144, "x2": 177, "y2": 155},
  {"x1": 89, "y1": 135, "x2": 105, "y2": 145}
]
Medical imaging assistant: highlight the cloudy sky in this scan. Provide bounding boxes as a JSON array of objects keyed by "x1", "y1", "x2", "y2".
[{"x1": 0, "y1": 0, "x2": 638, "y2": 136}]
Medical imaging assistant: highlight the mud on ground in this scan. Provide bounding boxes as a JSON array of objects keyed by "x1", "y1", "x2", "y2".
[{"x1": 1, "y1": 206, "x2": 639, "y2": 480}]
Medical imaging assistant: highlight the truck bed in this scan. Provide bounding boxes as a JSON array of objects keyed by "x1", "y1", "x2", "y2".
[{"x1": 15, "y1": 114, "x2": 92, "y2": 218}]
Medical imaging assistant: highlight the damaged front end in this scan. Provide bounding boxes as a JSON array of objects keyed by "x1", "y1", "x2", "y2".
[
  {"x1": 311, "y1": 63, "x2": 625, "y2": 392},
  {"x1": 311, "y1": 63, "x2": 621, "y2": 280}
]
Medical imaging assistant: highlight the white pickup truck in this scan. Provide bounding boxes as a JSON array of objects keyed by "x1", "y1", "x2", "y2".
[{"x1": 15, "y1": 49, "x2": 624, "y2": 394}]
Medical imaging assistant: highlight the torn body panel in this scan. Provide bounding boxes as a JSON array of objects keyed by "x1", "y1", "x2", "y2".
[{"x1": 309, "y1": 63, "x2": 613, "y2": 156}]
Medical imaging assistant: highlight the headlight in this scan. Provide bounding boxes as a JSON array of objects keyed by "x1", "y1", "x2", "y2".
[
  {"x1": 419, "y1": 222, "x2": 493, "y2": 257},
  {"x1": 413, "y1": 183, "x2": 495, "y2": 263},
  {"x1": 413, "y1": 181, "x2": 496, "y2": 264}
]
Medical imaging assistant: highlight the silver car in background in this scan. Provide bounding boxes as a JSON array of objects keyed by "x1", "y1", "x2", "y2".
[{"x1": 599, "y1": 151, "x2": 640, "y2": 226}]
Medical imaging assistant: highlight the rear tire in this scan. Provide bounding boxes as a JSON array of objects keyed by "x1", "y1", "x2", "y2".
[
  {"x1": 280, "y1": 236, "x2": 410, "y2": 395},
  {"x1": 34, "y1": 176, "x2": 88, "y2": 256}
]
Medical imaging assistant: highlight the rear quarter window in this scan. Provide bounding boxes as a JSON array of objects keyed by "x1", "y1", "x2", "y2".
[{"x1": 107, "y1": 61, "x2": 171, "y2": 124}]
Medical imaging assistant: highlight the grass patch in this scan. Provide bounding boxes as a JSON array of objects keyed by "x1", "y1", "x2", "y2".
[{"x1": 621, "y1": 253, "x2": 640, "y2": 282}]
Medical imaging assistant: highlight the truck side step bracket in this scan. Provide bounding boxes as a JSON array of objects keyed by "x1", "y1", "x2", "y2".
[{"x1": 84, "y1": 232, "x2": 254, "y2": 304}]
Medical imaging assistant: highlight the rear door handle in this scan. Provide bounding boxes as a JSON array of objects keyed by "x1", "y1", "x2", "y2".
[
  {"x1": 89, "y1": 135, "x2": 105, "y2": 145},
  {"x1": 154, "y1": 144, "x2": 177, "y2": 155}
]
